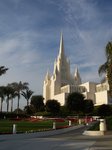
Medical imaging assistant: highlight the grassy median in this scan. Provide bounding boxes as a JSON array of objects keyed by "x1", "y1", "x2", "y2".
[{"x1": 0, "y1": 118, "x2": 70, "y2": 134}]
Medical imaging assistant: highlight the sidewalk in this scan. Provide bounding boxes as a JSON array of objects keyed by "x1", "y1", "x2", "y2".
[{"x1": 89, "y1": 133, "x2": 112, "y2": 150}]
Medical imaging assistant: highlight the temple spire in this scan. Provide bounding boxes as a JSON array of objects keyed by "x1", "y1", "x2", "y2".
[
  {"x1": 45, "y1": 70, "x2": 50, "y2": 81},
  {"x1": 74, "y1": 66, "x2": 82, "y2": 85},
  {"x1": 53, "y1": 59, "x2": 57, "y2": 74},
  {"x1": 59, "y1": 32, "x2": 65, "y2": 58},
  {"x1": 74, "y1": 67, "x2": 79, "y2": 77}
]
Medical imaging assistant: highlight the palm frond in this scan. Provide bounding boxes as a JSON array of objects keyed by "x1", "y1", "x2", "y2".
[
  {"x1": 21, "y1": 89, "x2": 33, "y2": 100},
  {"x1": 0, "y1": 66, "x2": 8, "y2": 76},
  {"x1": 105, "y1": 42, "x2": 112, "y2": 60},
  {"x1": 98, "y1": 62, "x2": 108, "y2": 76}
]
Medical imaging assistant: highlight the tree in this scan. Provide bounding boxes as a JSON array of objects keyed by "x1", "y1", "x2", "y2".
[
  {"x1": 21, "y1": 89, "x2": 33, "y2": 106},
  {"x1": 0, "y1": 66, "x2": 8, "y2": 76},
  {"x1": 59, "y1": 106, "x2": 69, "y2": 117},
  {"x1": 30, "y1": 95, "x2": 44, "y2": 112},
  {"x1": 46, "y1": 99, "x2": 60, "y2": 115},
  {"x1": 4, "y1": 86, "x2": 14, "y2": 112},
  {"x1": 83, "y1": 99, "x2": 94, "y2": 115},
  {"x1": 9, "y1": 89, "x2": 17, "y2": 112},
  {"x1": 66, "y1": 92, "x2": 85, "y2": 114},
  {"x1": 10, "y1": 81, "x2": 29, "y2": 112},
  {"x1": 10, "y1": 92, "x2": 16, "y2": 112},
  {"x1": 13, "y1": 108, "x2": 24, "y2": 114},
  {"x1": 98, "y1": 42, "x2": 112, "y2": 97},
  {"x1": 24, "y1": 105, "x2": 34, "y2": 115},
  {"x1": 0, "y1": 66, "x2": 8, "y2": 112},
  {"x1": 0, "y1": 86, "x2": 6, "y2": 112},
  {"x1": 7, "y1": 83, "x2": 18, "y2": 112},
  {"x1": 97, "y1": 104, "x2": 112, "y2": 117}
]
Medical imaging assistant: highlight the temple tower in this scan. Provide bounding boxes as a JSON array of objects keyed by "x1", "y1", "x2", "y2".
[
  {"x1": 43, "y1": 71, "x2": 51, "y2": 100},
  {"x1": 74, "y1": 67, "x2": 82, "y2": 85},
  {"x1": 43, "y1": 33, "x2": 82, "y2": 103},
  {"x1": 56, "y1": 33, "x2": 71, "y2": 87}
]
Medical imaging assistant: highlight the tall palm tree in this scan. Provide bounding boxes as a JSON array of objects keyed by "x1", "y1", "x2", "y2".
[
  {"x1": 98, "y1": 42, "x2": 112, "y2": 96},
  {"x1": 8, "y1": 83, "x2": 18, "y2": 112},
  {"x1": 10, "y1": 81, "x2": 29, "y2": 111},
  {"x1": 0, "y1": 66, "x2": 8, "y2": 112},
  {"x1": 0, "y1": 86, "x2": 6, "y2": 112},
  {"x1": 21, "y1": 89, "x2": 33, "y2": 106},
  {"x1": 10, "y1": 89, "x2": 17, "y2": 112},
  {"x1": 7, "y1": 83, "x2": 17, "y2": 112},
  {"x1": 5, "y1": 86, "x2": 13, "y2": 112},
  {"x1": 0, "y1": 66, "x2": 8, "y2": 76}
]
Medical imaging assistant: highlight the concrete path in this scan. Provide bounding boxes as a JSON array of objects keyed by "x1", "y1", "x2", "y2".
[
  {"x1": 51, "y1": 126, "x2": 112, "y2": 150},
  {"x1": 0, "y1": 125, "x2": 112, "y2": 150},
  {"x1": 89, "y1": 134, "x2": 112, "y2": 150}
]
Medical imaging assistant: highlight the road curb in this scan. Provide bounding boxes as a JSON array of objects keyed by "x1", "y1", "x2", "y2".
[{"x1": 0, "y1": 125, "x2": 84, "y2": 140}]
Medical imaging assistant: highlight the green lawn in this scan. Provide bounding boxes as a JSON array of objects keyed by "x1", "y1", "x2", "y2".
[{"x1": 0, "y1": 119, "x2": 69, "y2": 134}]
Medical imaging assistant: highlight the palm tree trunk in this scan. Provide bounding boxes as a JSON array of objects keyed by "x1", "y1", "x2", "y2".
[
  {"x1": 0, "y1": 100, "x2": 3, "y2": 112},
  {"x1": 11, "y1": 98, "x2": 13, "y2": 112},
  {"x1": 107, "y1": 62, "x2": 112, "y2": 97},
  {"x1": 27, "y1": 100, "x2": 29, "y2": 106},
  {"x1": 17, "y1": 96, "x2": 20, "y2": 114},
  {"x1": 7, "y1": 99, "x2": 9, "y2": 112}
]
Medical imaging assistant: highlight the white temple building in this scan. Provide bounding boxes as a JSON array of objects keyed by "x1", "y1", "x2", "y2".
[{"x1": 43, "y1": 33, "x2": 112, "y2": 106}]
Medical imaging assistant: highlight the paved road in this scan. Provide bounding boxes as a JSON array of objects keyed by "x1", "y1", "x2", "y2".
[
  {"x1": 0, "y1": 126, "x2": 112, "y2": 150},
  {"x1": 51, "y1": 126, "x2": 112, "y2": 150}
]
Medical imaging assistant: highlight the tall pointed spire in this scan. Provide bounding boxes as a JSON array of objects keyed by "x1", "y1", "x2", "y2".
[
  {"x1": 74, "y1": 66, "x2": 82, "y2": 85},
  {"x1": 59, "y1": 32, "x2": 65, "y2": 58},
  {"x1": 74, "y1": 67, "x2": 79, "y2": 77},
  {"x1": 53, "y1": 59, "x2": 58, "y2": 74},
  {"x1": 45, "y1": 70, "x2": 50, "y2": 81}
]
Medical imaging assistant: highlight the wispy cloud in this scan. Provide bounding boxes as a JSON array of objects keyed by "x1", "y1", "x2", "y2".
[{"x1": 56, "y1": 0, "x2": 112, "y2": 82}]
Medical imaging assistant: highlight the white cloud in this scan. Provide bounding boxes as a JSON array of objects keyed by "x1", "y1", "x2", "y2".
[
  {"x1": 0, "y1": 39, "x2": 18, "y2": 55},
  {"x1": 60, "y1": 0, "x2": 112, "y2": 81}
]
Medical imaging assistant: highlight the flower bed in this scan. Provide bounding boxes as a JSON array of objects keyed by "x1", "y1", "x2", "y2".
[
  {"x1": 56, "y1": 125, "x2": 69, "y2": 129},
  {"x1": 53, "y1": 118, "x2": 65, "y2": 122}
]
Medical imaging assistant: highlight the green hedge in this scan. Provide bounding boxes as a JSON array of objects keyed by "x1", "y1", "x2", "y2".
[{"x1": 0, "y1": 112, "x2": 29, "y2": 119}]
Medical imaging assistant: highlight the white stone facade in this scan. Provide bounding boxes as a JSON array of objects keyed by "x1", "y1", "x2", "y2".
[{"x1": 43, "y1": 34, "x2": 112, "y2": 106}]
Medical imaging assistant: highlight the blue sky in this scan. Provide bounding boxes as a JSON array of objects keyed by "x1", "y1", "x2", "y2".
[{"x1": 0, "y1": 0, "x2": 112, "y2": 109}]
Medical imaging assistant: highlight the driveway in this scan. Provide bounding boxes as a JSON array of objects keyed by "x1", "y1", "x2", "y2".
[{"x1": 0, "y1": 125, "x2": 112, "y2": 150}]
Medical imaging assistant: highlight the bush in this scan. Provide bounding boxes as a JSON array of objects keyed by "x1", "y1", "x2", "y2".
[
  {"x1": 97, "y1": 104, "x2": 112, "y2": 117},
  {"x1": 0, "y1": 112, "x2": 29, "y2": 119},
  {"x1": 106, "y1": 116, "x2": 112, "y2": 130},
  {"x1": 88, "y1": 121, "x2": 100, "y2": 131}
]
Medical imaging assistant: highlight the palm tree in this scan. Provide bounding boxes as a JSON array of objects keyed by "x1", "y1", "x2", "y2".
[
  {"x1": 0, "y1": 86, "x2": 6, "y2": 112},
  {"x1": 10, "y1": 81, "x2": 29, "y2": 111},
  {"x1": 0, "y1": 66, "x2": 8, "y2": 76},
  {"x1": 8, "y1": 83, "x2": 18, "y2": 112},
  {"x1": 21, "y1": 89, "x2": 33, "y2": 106},
  {"x1": 0, "y1": 66, "x2": 8, "y2": 112},
  {"x1": 10, "y1": 92, "x2": 17, "y2": 112},
  {"x1": 10, "y1": 88, "x2": 17, "y2": 112},
  {"x1": 5, "y1": 86, "x2": 13, "y2": 112},
  {"x1": 98, "y1": 42, "x2": 112, "y2": 96}
]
